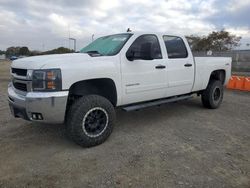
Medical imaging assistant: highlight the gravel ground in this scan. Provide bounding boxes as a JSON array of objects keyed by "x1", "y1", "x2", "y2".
[{"x1": 0, "y1": 60, "x2": 250, "y2": 188}]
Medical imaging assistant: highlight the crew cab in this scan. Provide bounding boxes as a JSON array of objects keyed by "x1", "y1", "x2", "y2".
[{"x1": 8, "y1": 32, "x2": 232, "y2": 147}]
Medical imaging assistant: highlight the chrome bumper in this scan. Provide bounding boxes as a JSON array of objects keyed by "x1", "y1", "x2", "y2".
[{"x1": 8, "y1": 83, "x2": 69, "y2": 124}]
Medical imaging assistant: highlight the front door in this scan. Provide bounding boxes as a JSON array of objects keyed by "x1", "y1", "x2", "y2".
[{"x1": 121, "y1": 34, "x2": 167, "y2": 105}]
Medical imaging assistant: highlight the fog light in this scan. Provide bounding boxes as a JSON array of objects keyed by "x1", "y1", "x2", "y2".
[
  {"x1": 31, "y1": 113, "x2": 43, "y2": 120},
  {"x1": 32, "y1": 113, "x2": 36, "y2": 119}
]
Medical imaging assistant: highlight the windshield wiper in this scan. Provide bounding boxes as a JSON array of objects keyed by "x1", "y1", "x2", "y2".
[{"x1": 84, "y1": 50, "x2": 103, "y2": 56}]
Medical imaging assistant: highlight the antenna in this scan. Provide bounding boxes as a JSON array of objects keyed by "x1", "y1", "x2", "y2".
[{"x1": 127, "y1": 28, "x2": 132, "y2": 32}]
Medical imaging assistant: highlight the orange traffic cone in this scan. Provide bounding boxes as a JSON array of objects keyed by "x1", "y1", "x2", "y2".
[
  {"x1": 243, "y1": 77, "x2": 250, "y2": 91},
  {"x1": 235, "y1": 76, "x2": 245, "y2": 90},
  {"x1": 227, "y1": 76, "x2": 237, "y2": 89}
]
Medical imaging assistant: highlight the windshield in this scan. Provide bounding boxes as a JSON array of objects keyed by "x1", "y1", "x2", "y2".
[{"x1": 80, "y1": 33, "x2": 132, "y2": 56}]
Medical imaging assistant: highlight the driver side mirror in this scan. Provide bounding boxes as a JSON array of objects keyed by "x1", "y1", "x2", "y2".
[
  {"x1": 126, "y1": 49, "x2": 135, "y2": 61},
  {"x1": 126, "y1": 42, "x2": 153, "y2": 61}
]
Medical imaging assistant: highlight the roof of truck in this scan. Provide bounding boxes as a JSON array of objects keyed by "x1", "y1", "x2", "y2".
[{"x1": 121, "y1": 31, "x2": 186, "y2": 38}]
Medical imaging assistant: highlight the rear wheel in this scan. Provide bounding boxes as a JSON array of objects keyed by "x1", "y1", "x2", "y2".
[
  {"x1": 66, "y1": 95, "x2": 115, "y2": 147},
  {"x1": 201, "y1": 80, "x2": 223, "y2": 109}
]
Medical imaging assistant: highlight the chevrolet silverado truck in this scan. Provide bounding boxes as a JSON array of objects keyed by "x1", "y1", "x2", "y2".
[{"x1": 8, "y1": 32, "x2": 232, "y2": 147}]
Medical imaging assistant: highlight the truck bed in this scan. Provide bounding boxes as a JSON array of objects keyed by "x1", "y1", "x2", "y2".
[{"x1": 192, "y1": 57, "x2": 232, "y2": 92}]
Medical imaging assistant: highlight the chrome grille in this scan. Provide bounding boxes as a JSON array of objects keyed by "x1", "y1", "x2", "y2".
[
  {"x1": 13, "y1": 82, "x2": 27, "y2": 92},
  {"x1": 12, "y1": 68, "x2": 27, "y2": 77},
  {"x1": 11, "y1": 68, "x2": 31, "y2": 92}
]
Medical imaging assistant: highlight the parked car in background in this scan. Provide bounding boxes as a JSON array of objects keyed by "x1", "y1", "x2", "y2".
[
  {"x1": 10, "y1": 56, "x2": 18, "y2": 61},
  {"x1": 8, "y1": 32, "x2": 232, "y2": 147}
]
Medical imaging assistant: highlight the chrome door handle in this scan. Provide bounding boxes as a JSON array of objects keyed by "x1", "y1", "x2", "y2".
[
  {"x1": 184, "y1": 63, "x2": 192, "y2": 67},
  {"x1": 155, "y1": 65, "x2": 166, "y2": 69}
]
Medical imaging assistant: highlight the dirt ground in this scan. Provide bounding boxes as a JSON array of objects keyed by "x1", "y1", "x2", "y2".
[{"x1": 0, "y1": 60, "x2": 250, "y2": 188}]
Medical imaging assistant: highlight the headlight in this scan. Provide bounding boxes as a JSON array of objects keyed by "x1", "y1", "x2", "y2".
[{"x1": 32, "y1": 69, "x2": 62, "y2": 91}]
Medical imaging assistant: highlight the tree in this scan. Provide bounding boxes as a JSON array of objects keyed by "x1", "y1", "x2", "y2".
[
  {"x1": 186, "y1": 35, "x2": 202, "y2": 50},
  {"x1": 29, "y1": 47, "x2": 74, "y2": 56},
  {"x1": 6, "y1": 46, "x2": 30, "y2": 57},
  {"x1": 0, "y1": 50, "x2": 5, "y2": 55},
  {"x1": 42, "y1": 47, "x2": 74, "y2": 55},
  {"x1": 5, "y1": 46, "x2": 73, "y2": 57},
  {"x1": 6, "y1": 47, "x2": 20, "y2": 57},
  {"x1": 19, "y1": 47, "x2": 30, "y2": 56},
  {"x1": 29, "y1": 50, "x2": 42, "y2": 56},
  {"x1": 187, "y1": 30, "x2": 241, "y2": 51}
]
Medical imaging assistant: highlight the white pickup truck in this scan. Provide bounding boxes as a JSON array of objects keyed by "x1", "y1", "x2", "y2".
[{"x1": 8, "y1": 32, "x2": 231, "y2": 147}]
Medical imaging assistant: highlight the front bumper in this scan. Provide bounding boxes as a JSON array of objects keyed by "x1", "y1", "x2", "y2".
[{"x1": 8, "y1": 83, "x2": 69, "y2": 124}]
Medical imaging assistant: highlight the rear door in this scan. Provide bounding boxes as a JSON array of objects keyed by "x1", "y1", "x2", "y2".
[
  {"x1": 121, "y1": 34, "x2": 168, "y2": 105},
  {"x1": 162, "y1": 36, "x2": 195, "y2": 96}
]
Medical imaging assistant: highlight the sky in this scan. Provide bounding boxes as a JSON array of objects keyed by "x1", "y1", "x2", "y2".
[{"x1": 0, "y1": 0, "x2": 250, "y2": 51}]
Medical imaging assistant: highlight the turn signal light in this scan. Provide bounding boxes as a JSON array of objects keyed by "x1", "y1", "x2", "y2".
[
  {"x1": 47, "y1": 71, "x2": 56, "y2": 80},
  {"x1": 47, "y1": 81, "x2": 56, "y2": 89}
]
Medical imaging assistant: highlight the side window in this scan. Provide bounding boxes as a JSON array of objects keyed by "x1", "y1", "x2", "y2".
[
  {"x1": 127, "y1": 35, "x2": 162, "y2": 60},
  {"x1": 163, "y1": 36, "x2": 188, "y2": 58}
]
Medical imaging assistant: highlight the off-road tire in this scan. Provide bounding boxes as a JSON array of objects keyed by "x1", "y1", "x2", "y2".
[
  {"x1": 201, "y1": 80, "x2": 224, "y2": 109},
  {"x1": 66, "y1": 95, "x2": 115, "y2": 147}
]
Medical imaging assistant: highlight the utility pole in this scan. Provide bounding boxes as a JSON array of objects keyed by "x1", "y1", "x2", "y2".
[
  {"x1": 42, "y1": 43, "x2": 45, "y2": 52},
  {"x1": 69, "y1": 38, "x2": 76, "y2": 52},
  {"x1": 68, "y1": 24, "x2": 70, "y2": 49}
]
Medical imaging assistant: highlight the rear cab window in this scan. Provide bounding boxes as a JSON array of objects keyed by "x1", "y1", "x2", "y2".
[{"x1": 163, "y1": 36, "x2": 188, "y2": 59}]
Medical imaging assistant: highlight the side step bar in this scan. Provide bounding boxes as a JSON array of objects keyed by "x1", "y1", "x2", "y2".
[{"x1": 122, "y1": 95, "x2": 193, "y2": 112}]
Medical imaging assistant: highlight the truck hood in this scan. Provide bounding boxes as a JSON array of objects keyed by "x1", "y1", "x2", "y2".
[{"x1": 11, "y1": 53, "x2": 105, "y2": 69}]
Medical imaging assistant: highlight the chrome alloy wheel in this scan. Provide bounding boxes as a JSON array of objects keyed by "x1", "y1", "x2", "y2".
[{"x1": 82, "y1": 107, "x2": 109, "y2": 138}]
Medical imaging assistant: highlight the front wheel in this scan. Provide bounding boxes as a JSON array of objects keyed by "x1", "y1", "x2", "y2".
[
  {"x1": 201, "y1": 80, "x2": 224, "y2": 109},
  {"x1": 66, "y1": 95, "x2": 116, "y2": 147}
]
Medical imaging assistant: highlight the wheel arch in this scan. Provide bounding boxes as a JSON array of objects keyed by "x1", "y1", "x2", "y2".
[
  {"x1": 208, "y1": 69, "x2": 226, "y2": 85},
  {"x1": 67, "y1": 78, "x2": 118, "y2": 108}
]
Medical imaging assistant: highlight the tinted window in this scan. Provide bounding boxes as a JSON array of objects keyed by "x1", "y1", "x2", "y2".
[
  {"x1": 128, "y1": 35, "x2": 162, "y2": 60},
  {"x1": 163, "y1": 36, "x2": 188, "y2": 58}
]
